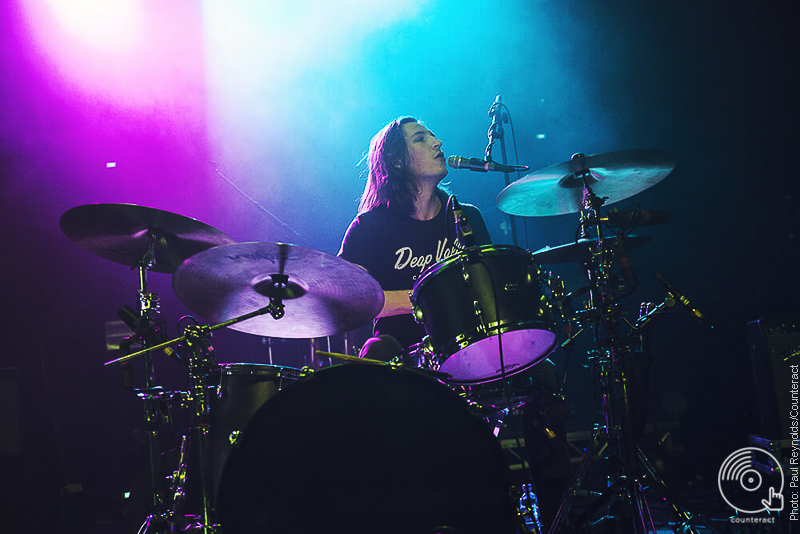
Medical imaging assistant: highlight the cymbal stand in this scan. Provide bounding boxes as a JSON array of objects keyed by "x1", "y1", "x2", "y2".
[
  {"x1": 107, "y1": 296, "x2": 286, "y2": 532},
  {"x1": 134, "y1": 233, "x2": 169, "y2": 533},
  {"x1": 547, "y1": 165, "x2": 708, "y2": 533},
  {"x1": 178, "y1": 322, "x2": 219, "y2": 533}
]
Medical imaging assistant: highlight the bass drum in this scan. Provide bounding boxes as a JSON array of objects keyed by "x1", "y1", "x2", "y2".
[{"x1": 217, "y1": 364, "x2": 518, "y2": 534}]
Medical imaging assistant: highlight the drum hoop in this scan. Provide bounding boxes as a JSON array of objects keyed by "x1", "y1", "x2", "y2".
[
  {"x1": 412, "y1": 244, "x2": 534, "y2": 296},
  {"x1": 218, "y1": 363, "x2": 305, "y2": 380},
  {"x1": 433, "y1": 319, "x2": 557, "y2": 358},
  {"x1": 437, "y1": 354, "x2": 551, "y2": 385}
]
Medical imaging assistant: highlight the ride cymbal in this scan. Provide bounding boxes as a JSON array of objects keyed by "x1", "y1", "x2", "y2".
[
  {"x1": 496, "y1": 150, "x2": 676, "y2": 217},
  {"x1": 60, "y1": 203, "x2": 234, "y2": 273},
  {"x1": 172, "y1": 242, "x2": 385, "y2": 338}
]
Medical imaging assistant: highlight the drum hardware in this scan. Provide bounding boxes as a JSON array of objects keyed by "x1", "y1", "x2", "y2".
[
  {"x1": 61, "y1": 204, "x2": 389, "y2": 532},
  {"x1": 60, "y1": 203, "x2": 237, "y2": 532},
  {"x1": 104, "y1": 301, "x2": 286, "y2": 367},
  {"x1": 168, "y1": 435, "x2": 191, "y2": 519},
  {"x1": 112, "y1": 312, "x2": 289, "y2": 524},
  {"x1": 451, "y1": 196, "x2": 478, "y2": 250},
  {"x1": 498, "y1": 152, "x2": 715, "y2": 533},
  {"x1": 104, "y1": 301, "x2": 288, "y2": 533}
]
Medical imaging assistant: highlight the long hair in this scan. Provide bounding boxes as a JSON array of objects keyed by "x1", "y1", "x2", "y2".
[{"x1": 357, "y1": 116, "x2": 421, "y2": 215}]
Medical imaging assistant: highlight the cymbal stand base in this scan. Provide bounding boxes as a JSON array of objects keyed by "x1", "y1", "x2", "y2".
[{"x1": 548, "y1": 427, "x2": 705, "y2": 534}]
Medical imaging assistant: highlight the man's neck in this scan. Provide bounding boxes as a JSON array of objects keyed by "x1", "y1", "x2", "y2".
[{"x1": 411, "y1": 185, "x2": 441, "y2": 221}]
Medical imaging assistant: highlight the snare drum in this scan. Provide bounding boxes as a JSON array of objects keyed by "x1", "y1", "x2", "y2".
[{"x1": 411, "y1": 245, "x2": 557, "y2": 384}]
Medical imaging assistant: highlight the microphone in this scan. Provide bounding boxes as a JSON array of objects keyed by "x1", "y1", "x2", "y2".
[
  {"x1": 653, "y1": 272, "x2": 714, "y2": 329},
  {"x1": 447, "y1": 155, "x2": 529, "y2": 173}
]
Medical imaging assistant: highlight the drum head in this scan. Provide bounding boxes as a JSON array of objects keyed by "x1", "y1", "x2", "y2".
[
  {"x1": 217, "y1": 364, "x2": 517, "y2": 534},
  {"x1": 440, "y1": 329, "x2": 557, "y2": 384}
]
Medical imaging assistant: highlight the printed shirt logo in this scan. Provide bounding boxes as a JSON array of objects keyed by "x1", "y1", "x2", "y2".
[{"x1": 394, "y1": 238, "x2": 461, "y2": 274}]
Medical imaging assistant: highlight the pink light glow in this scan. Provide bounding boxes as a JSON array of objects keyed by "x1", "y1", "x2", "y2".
[
  {"x1": 11, "y1": 0, "x2": 215, "y2": 218},
  {"x1": 44, "y1": 0, "x2": 143, "y2": 53},
  {"x1": 21, "y1": 0, "x2": 206, "y2": 109}
]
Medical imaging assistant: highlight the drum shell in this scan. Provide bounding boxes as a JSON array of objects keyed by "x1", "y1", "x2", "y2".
[
  {"x1": 210, "y1": 363, "x2": 303, "y2": 502},
  {"x1": 217, "y1": 364, "x2": 518, "y2": 534},
  {"x1": 411, "y1": 245, "x2": 557, "y2": 383}
]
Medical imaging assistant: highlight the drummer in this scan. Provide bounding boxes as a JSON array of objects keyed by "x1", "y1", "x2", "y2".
[
  {"x1": 337, "y1": 116, "x2": 491, "y2": 357},
  {"x1": 338, "y1": 115, "x2": 572, "y2": 528}
]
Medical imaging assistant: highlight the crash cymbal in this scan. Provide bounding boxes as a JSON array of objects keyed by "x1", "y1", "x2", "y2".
[
  {"x1": 532, "y1": 235, "x2": 652, "y2": 264},
  {"x1": 496, "y1": 150, "x2": 676, "y2": 217},
  {"x1": 172, "y1": 242, "x2": 385, "y2": 338},
  {"x1": 60, "y1": 203, "x2": 235, "y2": 273}
]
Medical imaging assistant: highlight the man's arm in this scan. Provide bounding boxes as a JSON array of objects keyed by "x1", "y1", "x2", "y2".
[
  {"x1": 349, "y1": 261, "x2": 412, "y2": 318},
  {"x1": 379, "y1": 289, "x2": 412, "y2": 317}
]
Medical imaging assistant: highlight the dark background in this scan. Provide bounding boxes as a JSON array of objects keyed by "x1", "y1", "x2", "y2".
[{"x1": 1, "y1": 0, "x2": 797, "y2": 531}]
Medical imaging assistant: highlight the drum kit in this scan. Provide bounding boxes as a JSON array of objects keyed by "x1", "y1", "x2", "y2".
[{"x1": 60, "y1": 149, "x2": 714, "y2": 534}]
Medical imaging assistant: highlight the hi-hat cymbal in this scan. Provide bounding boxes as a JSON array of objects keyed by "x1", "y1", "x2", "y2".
[
  {"x1": 60, "y1": 203, "x2": 235, "y2": 273},
  {"x1": 496, "y1": 150, "x2": 676, "y2": 217},
  {"x1": 172, "y1": 242, "x2": 385, "y2": 339},
  {"x1": 532, "y1": 235, "x2": 652, "y2": 264}
]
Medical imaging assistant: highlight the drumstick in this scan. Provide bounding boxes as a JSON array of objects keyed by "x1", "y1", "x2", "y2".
[{"x1": 314, "y1": 350, "x2": 388, "y2": 366}]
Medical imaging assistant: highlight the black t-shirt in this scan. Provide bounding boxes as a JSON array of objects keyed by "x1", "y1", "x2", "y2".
[{"x1": 338, "y1": 196, "x2": 492, "y2": 348}]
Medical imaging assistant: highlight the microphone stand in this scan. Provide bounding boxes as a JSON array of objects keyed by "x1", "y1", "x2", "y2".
[{"x1": 487, "y1": 96, "x2": 518, "y2": 247}]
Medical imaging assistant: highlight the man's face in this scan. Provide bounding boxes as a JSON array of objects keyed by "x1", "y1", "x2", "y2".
[{"x1": 400, "y1": 121, "x2": 447, "y2": 182}]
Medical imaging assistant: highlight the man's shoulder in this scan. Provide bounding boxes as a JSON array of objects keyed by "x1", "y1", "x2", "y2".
[{"x1": 350, "y1": 206, "x2": 398, "y2": 227}]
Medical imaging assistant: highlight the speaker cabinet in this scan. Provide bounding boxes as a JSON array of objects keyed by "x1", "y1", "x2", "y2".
[{"x1": 747, "y1": 319, "x2": 800, "y2": 440}]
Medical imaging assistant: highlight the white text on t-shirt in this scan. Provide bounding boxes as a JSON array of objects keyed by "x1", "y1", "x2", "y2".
[{"x1": 393, "y1": 238, "x2": 461, "y2": 273}]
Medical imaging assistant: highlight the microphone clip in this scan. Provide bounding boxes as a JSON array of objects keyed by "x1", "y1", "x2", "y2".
[{"x1": 451, "y1": 197, "x2": 476, "y2": 251}]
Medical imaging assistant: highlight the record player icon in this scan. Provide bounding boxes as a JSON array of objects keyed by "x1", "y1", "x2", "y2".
[{"x1": 718, "y1": 447, "x2": 784, "y2": 513}]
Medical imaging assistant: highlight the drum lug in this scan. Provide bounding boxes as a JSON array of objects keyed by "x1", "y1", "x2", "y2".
[
  {"x1": 473, "y1": 300, "x2": 487, "y2": 334},
  {"x1": 229, "y1": 430, "x2": 244, "y2": 447},
  {"x1": 412, "y1": 305, "x2": 424, "y2": 324},
  {"x1": 461, "y1": 260, "x2": 471, "y2": 285},
  {"x1": 422, "y1": 335, "x2": 435, "y2": 356}
]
